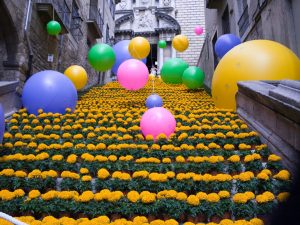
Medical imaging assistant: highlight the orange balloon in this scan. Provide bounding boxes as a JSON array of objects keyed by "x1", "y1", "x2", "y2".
[
  {"x1": 212, "y1": 40, "x2": 300, "y2": 110},
  {"x1": 172, "y1": 35, "x2": 189, "y2": 52},
  {"x1": 128, "y1": 37, "x2": 150, "y2": 59},
  {"x1": 64, "y1": 65, "x2": 88, "y2": 90}
]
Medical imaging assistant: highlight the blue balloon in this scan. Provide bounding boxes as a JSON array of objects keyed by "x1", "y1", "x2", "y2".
[
  {"x1": 112, "y1": 40, "x2": 146, "y2": 75},
  {"x1": 146, "y1": 94, "x2": 163, "y2": 109},
  {"x1": 214, "y1": 34, "x2": 241, "y2": 58},
  {"x1": 0, "y1": 104, "x2": 4, "y2": 143},
  {"x1": 22, "y1": 70, "x2": 78, "y2": 115}
]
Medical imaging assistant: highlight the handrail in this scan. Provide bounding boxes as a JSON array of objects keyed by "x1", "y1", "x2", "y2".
[{"x1": 0, "y1": 212, "x2": 28, "y2": 225}]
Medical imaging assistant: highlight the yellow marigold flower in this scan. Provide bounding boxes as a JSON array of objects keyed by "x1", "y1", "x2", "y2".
[
  {"x1": 224, "y1": 144, "x2": 235, "y2": 150},
  {"x1": 108, "y1": 155, "x2": 117, "y2": 162},
  {"x1": 162, "y1": 158, "x2": 172, "y2": 163},
  {"x1": 96, "y1": 143, "x2": 106, "y2": 150},
  {"x1": 196, "y1": 192, "x2": 207, "y2": 200},
  {"x1": 273, "y1": 170, "x2": 291, "y2": 180},
  {"x1": 176, "y1": 192, "x2": 187, "y2": 201},
  {"x1": 245, "y1": 191, "x2": 255, "y2": 200},
  {"x1": 277, "y1": 192, "x2": 290, "y2": 202},
  {"x1": 79, "y1": 191, "x2": 94, "y2": 202},
  {"x1": 175, "y1": 156, "x2": 185, "y2": 163},
  {"x1": 66, "y1": 154, "x2": 77, "y2": 164},
  {"x1": 80, "y1": 168, "x2": 89, "y2": 174},
  {"x1": 165, "y1": 171, "x2": 175, "y2": 178},
  {"x1": 228, "y1": 155, "x2": 240, "y2": 163},
  {"x1": 233, "y1": 193, "x2": 248, "y2": 204},
  {"x1": 268, "y1": 154, "x2": 281, "y2": 162},
  {"x1": 15, "y1": 171, "x2": 27, "y2": 178},
  {"x1": 28, "y1": 190, "x2": 41, "y2": 199},
  {"x1": 238, "y1": 143, "x2": 251, "y2": 150},
  {"x1": 146, "y1": 135, "x2": 154, "y2": 141},
  {"x1": 187, "y1": 195, "x2": 200, "y2": 206},
  {"x1": 207, "y1": 193, "x2": 220, "y2": 202},
  {"x1": 97, "y1": 168, "x2": 110, "y2": 179},
  {"x1": 28, "y1": 169, "x2": 42, "y2": 178},
  {"x1": 52, "y1": 155, "x2": 63, "y2": 161},
  {"x1": 0, "y1": 169, "x2": 14, "y2": 176},
  {"x1": 127, "y1": 191, "x2": 140, "y2": 203},
  {"x1": 218, "y1": 191, "x2": 230, "y2": 198},
  {"x1": 226, "y1": 131, "x2": 235, "y2": 138},
  {"x1": 208, "y1": 142, "x2": 220, "y2": 149},
  {"x1": 261, "y1": 169, "x2": 272, "y2": 176},
  {"x1": 141, "y1": 193, "x2": 156, "y2": 204},
  {"x1": 240, "y1": 124, "x2": 248, "y2": 129},
  {"x1": 183, "y1": 222, "x2": 195, "y2": 225},
  {"x1": 82, "y1": 175, "x2": 92, "y2": 182},
  {"x1": 249, "y1": 218, "x2": 264, "y2": 225},
  {"x1": 257, "y1": 172, "x2": 269, "y2": 181},
  {"x1": 165, "y1": 219, "x2": 179, "y2": 225},
  {"x1": 14, "y1": 189, "x2": 25, "y2": 197},
  {"x1": 86, "y1": 144, "x2": 96, "y2": 151}
]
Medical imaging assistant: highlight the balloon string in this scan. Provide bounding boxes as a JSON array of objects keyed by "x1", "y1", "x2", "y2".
[{"x1": 53, "y1": 6, "x2": 54, "y2": 20}]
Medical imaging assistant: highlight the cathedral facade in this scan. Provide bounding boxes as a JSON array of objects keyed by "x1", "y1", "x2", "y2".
[{"x1": 115, "y1": 0, "x2": 205, "y2": 72}]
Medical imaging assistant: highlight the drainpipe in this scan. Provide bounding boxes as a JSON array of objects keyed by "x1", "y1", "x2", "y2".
[{"x1": 24, "y1": 0, "x2": 33, "y2": 80}]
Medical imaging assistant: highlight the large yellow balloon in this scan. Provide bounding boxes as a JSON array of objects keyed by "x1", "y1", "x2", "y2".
[
  {"x1": 64, "y1": 65, "x2": 88, "y2": 90},
  {"x1": 212, "y1": 40, "x2": 300, "y2": 110},
  {"x1": 128, "y1": 37, "x2": 150, "y2": 59},
  {"x1": 172, "y1": 35, "x2": 189, "y2": 52}
]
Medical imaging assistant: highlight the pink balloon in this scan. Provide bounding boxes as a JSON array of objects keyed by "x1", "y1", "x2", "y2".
[
  {"x1": 194, "y1": 26, "x2": 204, "y2": 35},
  {"x1": 117, "y1": 59, "x2": 149, "y2": 90},
  {"x1": 140, "y1": 107, "x2": 176, "y2": 139}
]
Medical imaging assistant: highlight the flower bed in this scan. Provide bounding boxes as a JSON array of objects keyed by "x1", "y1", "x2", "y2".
[{"x1": 0, "y1": 80, "x2": 291, "y2": 225}]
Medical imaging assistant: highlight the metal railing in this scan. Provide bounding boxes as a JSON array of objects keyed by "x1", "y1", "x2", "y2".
[
  {"x1": 89, "y1": 6, "x2": 104, "y2": 35},
  {"x1": 35, "y1": 0, "x2": 71, "y2": 29},
  {"x1": 238, "y1": 5, "x2": 250, "y2": 37},
  {"x1": 0, "y1": 212, "x2": 28, "y2": 225}
]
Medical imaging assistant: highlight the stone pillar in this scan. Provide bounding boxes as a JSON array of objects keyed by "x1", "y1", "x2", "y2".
[
  {"x1": 159, "y1": 47, "x2": 163, "y2": 71},
  {"x1": 171, "y1": 47, "x2": 176, "y2": 58}
]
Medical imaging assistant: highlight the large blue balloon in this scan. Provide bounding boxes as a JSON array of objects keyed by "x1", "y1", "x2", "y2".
[
  {"x1": 22, "y1": 70, "x2": 78, "y2": 115},
  {"x1": 146, "y1": 94, "x2": 163, "y2": 109},
  {"x1": 112, "y1": 40, "x2": 146, "y2": 75},
  {"x1": 0, "y1": 104, "x2": 4, "y2": 143},
  {"x1": 214, "y1": 34, "x2": 241, "y2": 58}
]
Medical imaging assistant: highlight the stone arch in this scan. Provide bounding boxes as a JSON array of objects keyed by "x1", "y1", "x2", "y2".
[{"x1": 0, "y1": 1, "x2": 19, "y2": 80}]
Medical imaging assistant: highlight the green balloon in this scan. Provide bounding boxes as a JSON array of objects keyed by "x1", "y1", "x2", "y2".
[
  {"x1": 182, "y1": 66, "x2": 205, "y2": 89},
  {"x1": 88, "y1": 44, "x2": 116, "y2": 72},
  {"x1": 47, "y1": 20, "x2": 61, "y2": 35},
  {"x1": 161, "y1": 58, "x2": 189, "y2": 84},
  {"x1": 158, "y1": 40, "x2": 167, "y2": 49}
]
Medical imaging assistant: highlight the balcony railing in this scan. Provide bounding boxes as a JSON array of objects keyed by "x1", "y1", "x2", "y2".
[
  {"x1": 87, "y1": 5, "x2": 104, "y2": 39},
  {"x1": 238, "y1": 5, "x2": 250, "y2": 37},
  {"x1": 35, "y1": 0, "x2": 71, "y2": 32}
]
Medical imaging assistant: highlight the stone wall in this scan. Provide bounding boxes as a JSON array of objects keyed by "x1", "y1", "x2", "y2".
[
  {"x1": 236, "y1": 80, "x2": 300, "y2": 175},
  {"x1": 175, "y1": 0, "x2": 205, "y2": 66}
]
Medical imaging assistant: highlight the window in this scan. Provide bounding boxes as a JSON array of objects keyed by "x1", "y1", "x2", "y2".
[
  {"x1": 70, "y1": 1, "x2": 83, "y2": 41},
  {"x1": 106, "y1": 25, "x2": 110, "y2": 43},
  {"x1": 222, "y1": 6, "x2": 230, "y2": 34},
  {"x1": 237, "y1": 0, "x2": 250, "y2": 37}
]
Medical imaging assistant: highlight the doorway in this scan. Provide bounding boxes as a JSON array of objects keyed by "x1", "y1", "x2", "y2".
[{"x1": 146, "y1": 44, "x2": 158, "y2": 74}]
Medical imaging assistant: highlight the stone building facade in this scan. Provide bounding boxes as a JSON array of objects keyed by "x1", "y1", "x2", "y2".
[
  {"x1": 0, "y1": 0, "x2": 116, "y2": 115},
  {"x1": 114, "y1": 0, "x2": 205, "y2": 72},
  {"x1": 198, "y1": 0, "x2": 300, "y2": 89}
]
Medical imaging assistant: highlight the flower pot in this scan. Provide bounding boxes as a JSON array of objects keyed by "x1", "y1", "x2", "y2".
[
  {"x1": 210, "y1": 215, "x2": 222, "y2": 224},
  {"x1": 147, "y1": 215, "x2": 156, "y2": 222},
  {"x1": 222, "y1": 212, "x2": 232, "y2": 219},
  {"x1": 187, "y1": 216, "x2": 197, "y2": 223},
  {"x1": 111, "y1": 214, "x2": 122, "y2": 221},
  {"x1": 196, "y1": 214, "x2": 207, "y2": 223}
]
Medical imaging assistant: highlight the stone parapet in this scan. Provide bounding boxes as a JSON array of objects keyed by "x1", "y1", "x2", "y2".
[{"x1": 236, "y1": 80, "x2": 300, "y2": 175}]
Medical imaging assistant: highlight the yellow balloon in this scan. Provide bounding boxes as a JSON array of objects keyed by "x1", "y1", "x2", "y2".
[
  {"x1": 172, "y1": 35, "x2": 189, "y2": 52},
  {"x1": 128, "y1": 37, "x2": 150, "y2": 59},
  {"x1": 64, "y1": 65, "x2": 88, "y2": 90},
  {"x1": 212, "y1": 40, "x2": 300, "y2": 110}
]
